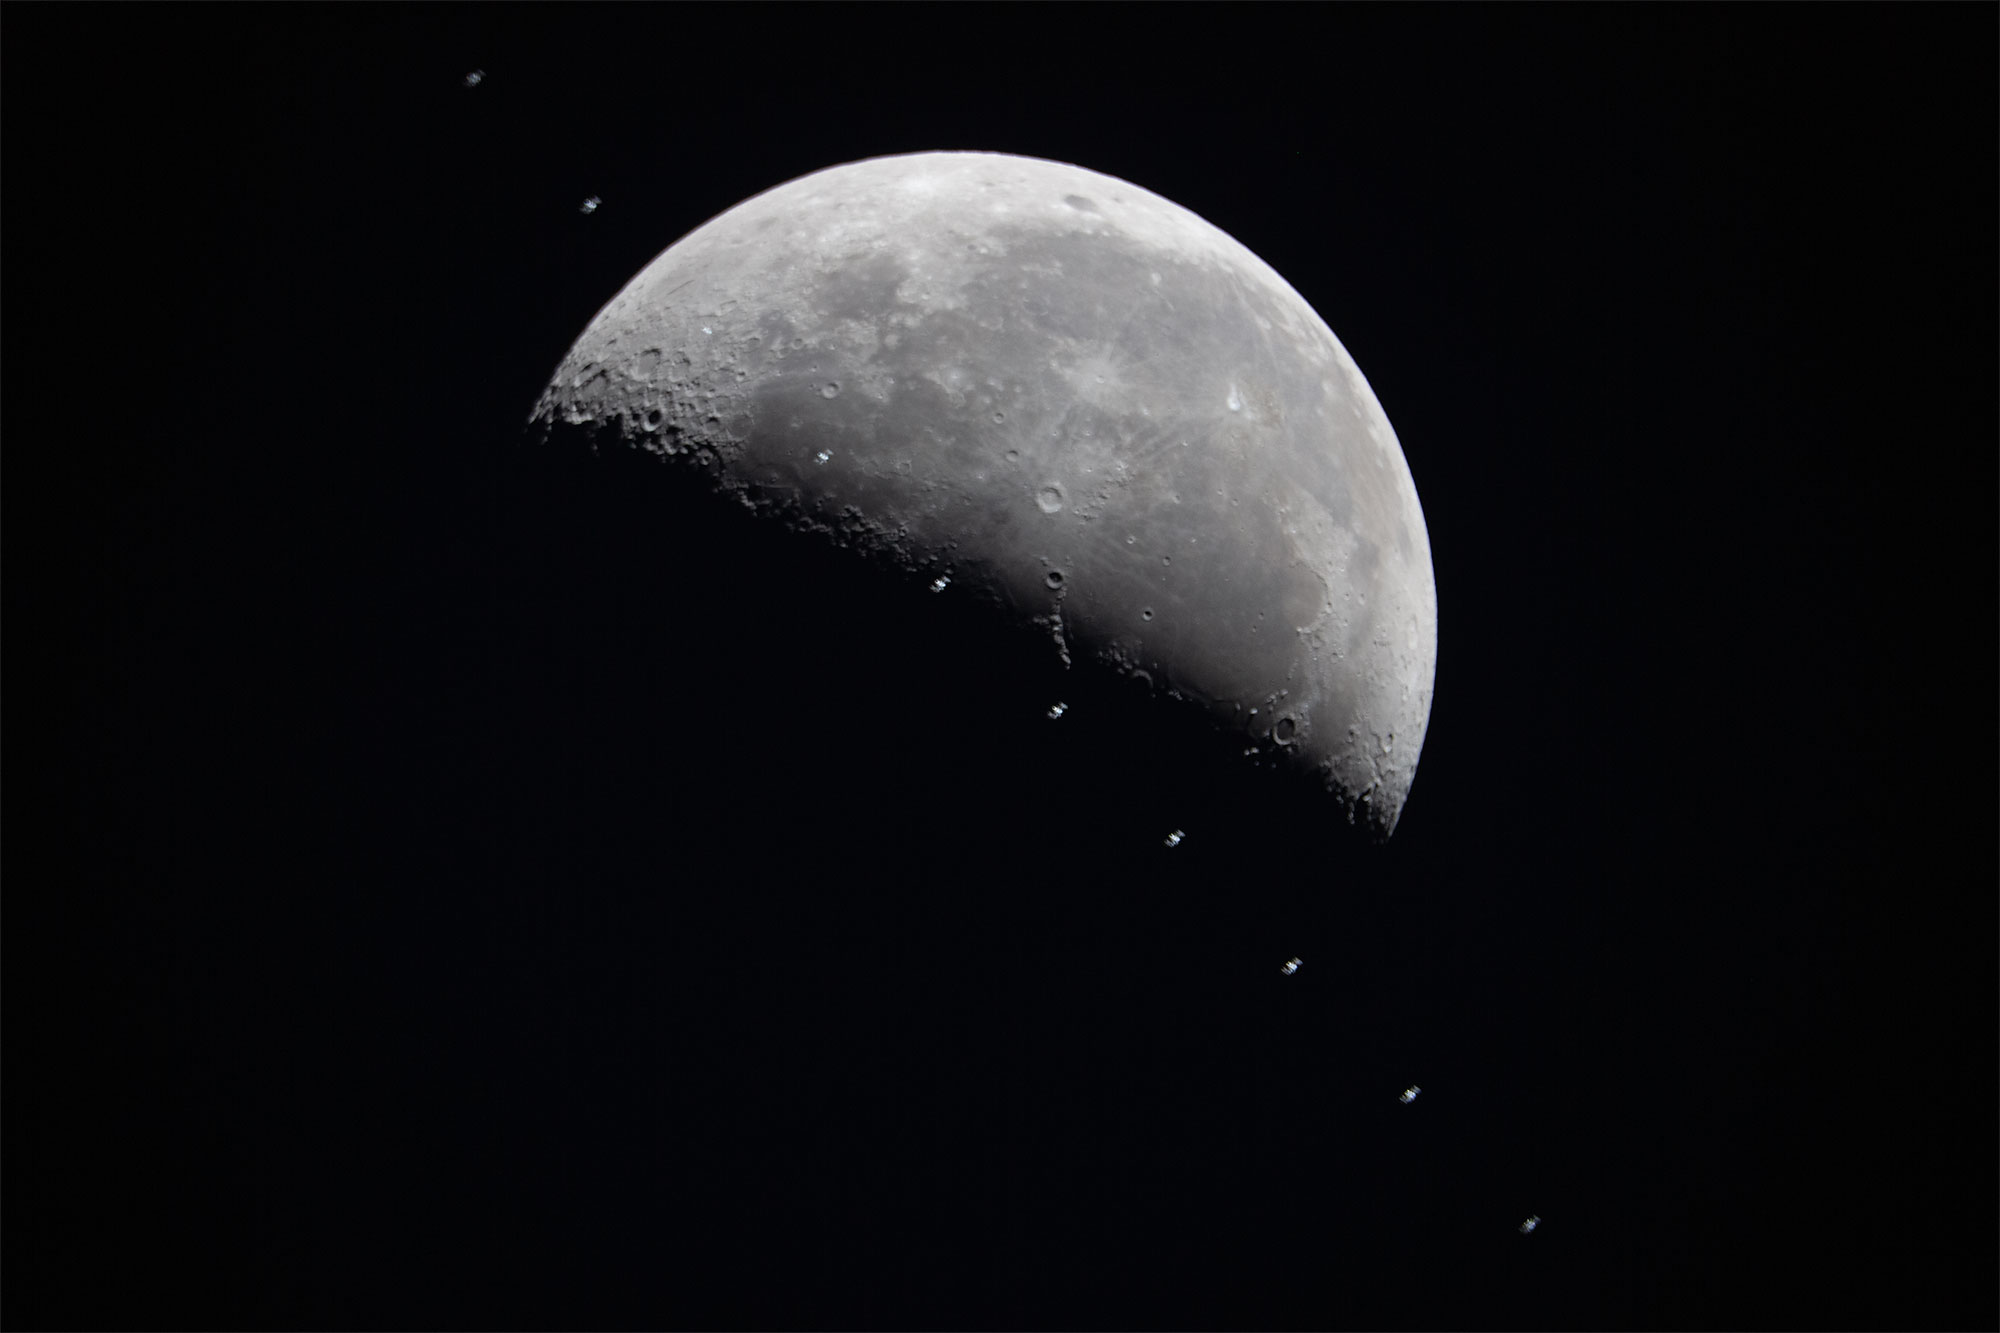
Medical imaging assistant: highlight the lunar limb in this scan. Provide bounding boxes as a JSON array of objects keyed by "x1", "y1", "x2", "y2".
[{"x1": 529, "y1": 152, "x2": 1438, "y2": 838}]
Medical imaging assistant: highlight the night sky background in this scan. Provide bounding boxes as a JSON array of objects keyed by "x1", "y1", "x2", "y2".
[{"x1": 10, "y1": 7, "x2": 1994, "y2": 1330}]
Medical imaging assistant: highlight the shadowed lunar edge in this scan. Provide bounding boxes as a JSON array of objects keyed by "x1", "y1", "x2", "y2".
[{"x1": 529, "y1": 151, "x2": 1438, "y2": 839}]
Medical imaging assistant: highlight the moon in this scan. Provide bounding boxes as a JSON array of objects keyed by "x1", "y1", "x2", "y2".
[{"x1": 529, "y1": 151, "x2": 1437, "y2": 838}]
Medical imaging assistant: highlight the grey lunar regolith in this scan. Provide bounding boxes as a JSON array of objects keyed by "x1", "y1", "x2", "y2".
[{"x1": 528, "y1": 151, "x2": 1438, "y2": 837}]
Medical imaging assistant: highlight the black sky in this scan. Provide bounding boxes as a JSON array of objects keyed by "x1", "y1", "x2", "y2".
[{"x1": 9, "y1": 7, "x2": 1995, "y2": 1331}]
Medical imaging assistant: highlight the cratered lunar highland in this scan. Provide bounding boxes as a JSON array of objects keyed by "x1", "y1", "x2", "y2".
[{"x1": 529, "y1": 151, "x2": 1437, "y2": 838}]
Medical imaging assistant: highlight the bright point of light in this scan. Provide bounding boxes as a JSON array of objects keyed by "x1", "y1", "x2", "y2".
[
  {"x1": 1047, "y1": 702, "x2": 1067, "y2": 720},
  {"x1": 580, "y1": 196, "x2": 601, "y2": 215},
  {"x1": 1519, "y1": 1215, "x2": 1540, "y2": 1234},
  {"x1": 930, "y1": 575, "x2": 950, "y2": 593},
  {"x1": 463, "y1": 70, "x2": 485, "y2": 88},
  {"x1": 1280, "y1": 957, "x2": 1301, "y2": 975},
  {"x1": 1399, "y1": 1086, "x2": 1421, "y2": 1104},
  {"x1": 1163, "y1": 829, "x2": 1184, "y2": 848}
]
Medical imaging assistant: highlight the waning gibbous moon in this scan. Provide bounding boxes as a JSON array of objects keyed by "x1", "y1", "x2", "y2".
[{"x1": 529, "y1": 151, "x2": 1438, "y2": 839}]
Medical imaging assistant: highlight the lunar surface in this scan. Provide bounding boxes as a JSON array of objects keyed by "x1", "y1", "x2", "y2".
[{"x1": 528, "y1": 151, "x2": 1437, "y2": 837}]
